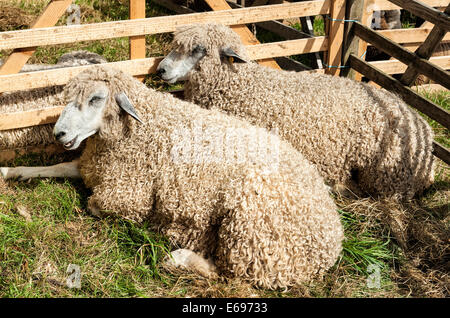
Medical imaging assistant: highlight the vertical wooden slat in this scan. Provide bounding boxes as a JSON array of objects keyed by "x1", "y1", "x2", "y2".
[
  {"x1": 354, "y1": 0, "x2": 374, "y2": 81},
  {"x1": 322, "y1": 5, "x2": 331, "y2": 66},
  {"x1": 129, "y1": 0, "x2": 146, "y2": 82},
  {"x1": 326, "y1": 0, "x2": 346, "y2": 75},
  {"x1": 203, "y1": 0, "x2": 281, "y2": 69},
  {"x1": 0, "y1": 0, "x2": 73, "y2": 76},
  {"x1": 341, "y1": 0, "x2": 365, "y2": 79},
  {"x1": 297, "y1": 0, "x2": 324, "y2": 69}
]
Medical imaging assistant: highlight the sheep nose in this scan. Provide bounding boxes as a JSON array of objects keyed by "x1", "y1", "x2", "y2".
[
  {"x1": 54, "y1": 131, "x2": 66, "y2": 140},
  {"x1": 156, "y1": 67, "x2": 166, "y2": 77}
]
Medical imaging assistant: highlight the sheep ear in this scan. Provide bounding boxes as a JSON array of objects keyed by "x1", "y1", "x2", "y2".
[
  {"x1": 220, "y1": 48, "x2": 248, "y2": 64},
  {"x1": 115, "y1": 92, "x2": 144, "y2": 124}
]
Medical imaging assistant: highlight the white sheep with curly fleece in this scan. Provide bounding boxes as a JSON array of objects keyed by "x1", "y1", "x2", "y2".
[
  {"x1": 157, "y1": 23, "x2": 435, "y2": 201},
  {"x1": 1, "y1": 66, "x2": 344, "y2": 289}
]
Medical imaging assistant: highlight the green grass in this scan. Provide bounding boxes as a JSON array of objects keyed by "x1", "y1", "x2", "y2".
[
  {"x1": 339, "y1": 210, "x2": 396, "y2": 276},
  {"x1": 289, "y1": 15, "x2": 326, "y2": 37},
  {"x1": 414, "y1": 89, "x2": 450, "y2": 148},
  {"x1": 0, "y1": 178, "x2": 398, "y2": 297},
  {"x1": 0, "y1": 178, "x2": 174, "y2": 297}
]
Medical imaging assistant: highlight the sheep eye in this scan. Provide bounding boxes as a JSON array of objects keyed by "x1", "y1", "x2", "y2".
[
  {"x1": 89, "y1": 96, "x2": 103, "y2": 105},
  {"x1": 192, "y1": 45, "x2": 206, "y2": 55}
]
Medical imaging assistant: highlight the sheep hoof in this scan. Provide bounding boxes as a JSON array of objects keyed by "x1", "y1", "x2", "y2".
[
  {"x1": 164, "y1": 248, "x2": 218, "y2": 279},
  {"x1": 0, "y1": 168, "x2": 9, "y2": 179},
  {"x1": 0, "y1": 167, "x2": 22, "y2": 180},
  {"x1": 89, "y1": 205, "x2": 102, "y2": 217},
  {"x1": 331, "y1": 183, "x2": 360, "y2": 198},
  {"x1": 0, "y1": 167, "x2": 29, "y2": 181}
]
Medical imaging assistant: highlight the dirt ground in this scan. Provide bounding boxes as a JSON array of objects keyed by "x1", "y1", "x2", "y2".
[{"x1": 0, "y1": 6, "x2": 32, "y2": 31}]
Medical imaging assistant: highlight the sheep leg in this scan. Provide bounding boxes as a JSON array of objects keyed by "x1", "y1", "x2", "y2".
[
  {"x1": 164, "y1": 248, "x2": 218, "y2": 279},
  {"x1": 0, "y1": 159, "x2": 81, "y2": 180},
  {"x1": 332, "y1": 181, "x2": 365, "y2": 198},
  {"x1": 86, "y1": 176, "x2": 155, "y2": 220}
]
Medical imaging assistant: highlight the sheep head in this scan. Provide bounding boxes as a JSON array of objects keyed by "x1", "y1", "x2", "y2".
[
  {"x1": 54, "y1": 66, "x2": 143, "y2": 150},
  {"x1": 157, "y1": 23, "x2": 249, "y2": 84}
]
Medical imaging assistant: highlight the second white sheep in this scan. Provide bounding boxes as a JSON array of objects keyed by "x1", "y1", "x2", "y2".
[{"x1": 157, "y1": 23, "x2": 436, "y2": 200}]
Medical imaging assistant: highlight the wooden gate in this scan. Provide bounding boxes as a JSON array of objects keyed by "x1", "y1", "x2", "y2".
[{"x1": 342, "y1": 0, "x2": 450, "y2": 164}]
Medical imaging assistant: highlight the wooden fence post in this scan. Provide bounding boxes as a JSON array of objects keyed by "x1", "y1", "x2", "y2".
[
  {"x1": 0, "y1": 0, "x2": 73, "y2": 76},
  {"x1": 354, "y1": 0, "x2": 374, "y2": 81},
  {"x1": 326, "y1": 0, "x2": 346, "y2": 76},
  {"x1": 341, "y1": 0, "x2": 365, "y2": 79},
  {"x1": 130, "y1": 0, "x2": 146, "y2": 82}
]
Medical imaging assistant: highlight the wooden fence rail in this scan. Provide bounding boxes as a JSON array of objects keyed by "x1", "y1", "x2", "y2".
[
  {"x1": 370, "y1": 55, "x2": 450, "y2": 74},
  {"x1": 376, "y1": 28, "x2": 450, "y2": 44},
  {"x1": 400, "y1": 4, "x2": 450, "y2": 86},
  {"x1": 432, "y1": 141, "x2": 450, "y2": 165},
  {"x1": 354, "y1": 0, "x2": 450, "y2": 81},
  {"x1": 154, "y1": 0, "x2": 323, "y2": 71},
  {"x1": 0, "y1": 0, "x2": 73, "y2": 75},
  {"x1": 349, "y1": 53, "x2": 450, "y2": 129},
  {"x1": 0, "y1": 1, "x2": 329, "y2": 50},
  {"x1": 388, "y1": 0, "x2": 450, "y2": 31},
  {"x1": 372, "y1": 0, "x2": 448, "y2": 10},
  {"x1": 353, "y1": 21, "x2": 450, "y2": 89},
  {"x1": 203, "y1": 0, "x2": 280, "y2": 69}
]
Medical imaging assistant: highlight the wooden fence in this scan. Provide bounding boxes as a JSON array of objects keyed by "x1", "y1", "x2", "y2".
[
  {"x1": 0, "y1": 0, "x2": 448, "y2": 164},
  {"x1": 354, "y1": 0, "x2": 449, "y2": 82},
  {"x1": 344, "y1": 0, "x2": 450, "y2": 164}
]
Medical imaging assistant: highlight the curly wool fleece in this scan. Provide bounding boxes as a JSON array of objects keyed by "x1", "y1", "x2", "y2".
[
  {"x1": 172, "y1": 23, "x2": 435, "y2": 200},
  {"x1": 66, "y1": 66, "x2": 343, "y2": 289}
]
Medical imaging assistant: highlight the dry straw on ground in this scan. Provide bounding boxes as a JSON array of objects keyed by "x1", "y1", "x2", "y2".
[{"x1": 334, "y1": 182, "x2": 449, "y2": 298}]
